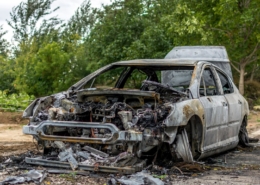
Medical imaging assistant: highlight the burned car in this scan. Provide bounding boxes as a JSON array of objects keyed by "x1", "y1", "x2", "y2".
[{"x1": 22, "y1": 46, "x2": 250, "y2": 173}]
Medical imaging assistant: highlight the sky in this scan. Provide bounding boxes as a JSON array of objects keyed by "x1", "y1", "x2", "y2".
[{"x1": 0, "y1": 0, "x2": 110, "y2": 42}]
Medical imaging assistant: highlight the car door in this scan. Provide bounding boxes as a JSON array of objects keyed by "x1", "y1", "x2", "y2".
[
  {"x1": 199, "y1": 65, "x2": 229, "y2": 152},
  {"x1": 215, "y1": 69, "x2": 242, "y2": 141}
]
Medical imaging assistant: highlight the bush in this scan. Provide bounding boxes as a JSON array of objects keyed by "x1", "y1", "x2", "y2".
[{"x1": 0, "y1": 91, "x2": 35, "y2": 112}]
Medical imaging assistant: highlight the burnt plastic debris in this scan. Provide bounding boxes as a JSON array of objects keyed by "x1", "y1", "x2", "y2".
[
  {"x1": 0, "y1": 170, "x2": 45, "y2": 185},
  {"x1": 116, "y1": 171, "x2": 164, "y2": 185}
]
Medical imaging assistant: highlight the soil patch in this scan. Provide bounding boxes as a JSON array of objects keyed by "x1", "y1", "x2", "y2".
[{"x1": 0, "y1": 111, "x2": 35, "y2": 156}]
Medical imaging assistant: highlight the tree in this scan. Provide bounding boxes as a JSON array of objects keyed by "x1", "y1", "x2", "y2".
[
  {"x1": 0, "y1": 25, "x2": 15, "y2": 94},
  {"x1": 9, "y1": 0, "x2": 99, "y2": 96},
  {"x1": 7, "y1": 0, "x2": 60, "y2": 43},
  {"x1": 0, "y1": 25, "x2": 9, "y2": 57},
  {"x1": 7, "y1": 0, "x2": 64, "y2": 96},
  {"x1": 82, "y1": 0, "x2": 177, "y2": 75},
  {"x1": 65, "y1": 0, "x2": 97, "y2": 38},
  {"x1": 84, "y1": 0, "x2": 148, "y2": 70},
  {"x1": 125, "y1": 0, "x2": 175, "y2": 59},
  {"x1": 60, "y1": 0, "x2": 99, "y2": 83},
  {"x1": 161, "y1": 0, "x2": 260, "y2": 95},
  {"x1": 14, "y1": 42, "x2": 70, "y2": 96}
]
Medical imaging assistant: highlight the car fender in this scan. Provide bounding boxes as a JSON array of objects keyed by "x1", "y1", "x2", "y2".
[{"x1": 163, "y1": 99, "x2": 204, "y2": 127}]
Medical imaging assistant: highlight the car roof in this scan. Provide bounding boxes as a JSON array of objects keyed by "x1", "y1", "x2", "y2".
[{"x1": 112, "y1": 59, "x2": 198, "y2": 66}]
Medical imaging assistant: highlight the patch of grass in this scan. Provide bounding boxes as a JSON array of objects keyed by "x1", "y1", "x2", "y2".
[
  {"x1": 59, "y1": 172, "x2": 77, "y2": 181},
  {"x1": 152, "y1": 174, "x2": 167, "y2": 180}
]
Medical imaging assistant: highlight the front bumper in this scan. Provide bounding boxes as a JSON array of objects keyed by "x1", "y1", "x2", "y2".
[{"x1": 23, "y1": 121, "x2": 143, "y2": 144}]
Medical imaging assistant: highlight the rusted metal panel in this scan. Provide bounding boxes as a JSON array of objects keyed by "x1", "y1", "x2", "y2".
[
  {"x1": 77, "y1": 89, "x2": 160, "y2": 102},
  {"x1": 114, "y1": 59, "x2": 197, "y2": 66},
  {"x1": 163, "y1": 99, "x2": 204, "y2": 127}
]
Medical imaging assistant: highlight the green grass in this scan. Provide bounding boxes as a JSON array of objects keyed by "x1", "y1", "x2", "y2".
[{"x1": 152, "y1": 174, "x2": 167, "y2": 179}]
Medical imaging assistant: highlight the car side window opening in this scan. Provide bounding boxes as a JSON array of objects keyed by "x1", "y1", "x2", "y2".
[
  {"x1": 162, "y1": 66, "x2": 194, "y2": 92},
  {"x1": 200, "y1": 67, "x2": 219, "y2": 96},
  {"x1": 216, "y1": 70, "x2": 234, "y2": 94}
]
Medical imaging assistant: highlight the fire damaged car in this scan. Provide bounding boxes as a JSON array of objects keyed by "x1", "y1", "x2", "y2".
[{"x1": 22, "y1": 46, "x2": 250, "y2": 174}]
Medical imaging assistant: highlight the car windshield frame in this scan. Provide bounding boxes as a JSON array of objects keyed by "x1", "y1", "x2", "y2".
[{"x1": 70, "y1": 64, "x2": 195, "y2": 92}]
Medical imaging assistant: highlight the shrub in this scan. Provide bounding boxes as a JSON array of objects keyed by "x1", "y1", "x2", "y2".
[{"x1": 0, "y1": 91, "x2": 35, "y2": 112}]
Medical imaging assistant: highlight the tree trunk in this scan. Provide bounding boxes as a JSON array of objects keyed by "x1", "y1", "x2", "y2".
[{"x1": 239, "y1": 64, "x2": 245, "y2": 95}]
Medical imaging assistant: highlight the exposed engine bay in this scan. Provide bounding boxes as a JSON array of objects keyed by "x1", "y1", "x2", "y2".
[{"x1": 23, "y1": 81, "x2": 191, "y2": 172}]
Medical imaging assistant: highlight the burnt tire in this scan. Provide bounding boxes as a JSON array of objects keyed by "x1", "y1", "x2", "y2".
[{"x1": 239, "y1": 117, "x2": 251, "y2": 147}]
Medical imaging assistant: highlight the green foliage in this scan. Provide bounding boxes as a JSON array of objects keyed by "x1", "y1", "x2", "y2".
[
  {"x1": 65, "y1": 0, "x2": 97, "y2": 38},
  {"x1": 14, "y1": 42, "x2": 71, "y2": 96},
  {"x1": 9, "y1": 0, "x2": 95, "y2": 97},
  {"x1": 85, "y1": 0, "x2": 149, "y2": 70},
  {"x1": 0, "y1": 26, "x2": 14, "y2": 93},
  {"x1": 157, "y1": 0, "x2": 260, "y2": 94},
  {"x1": 152, "y1": 174, "x2": 167, "y2": 180},
  {"x1": 0, "y1": 57, "x2": 17, "y2": 94},
  {"x1": 0, "y1": 25, "x2": 9, "y2": 57},
  {"x1": 84, "y1": 0, "x2": 176, "y2": 73},
  {"x1": 0, "y1": 91, "x2": 34, "y2": 112}
]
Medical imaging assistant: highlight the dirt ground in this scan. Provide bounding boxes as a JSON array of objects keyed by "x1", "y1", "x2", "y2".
[
  {"x1": 0, "y1": 112, "x2": 35, "y2": 157},
  {"x1": 1, "y1": 111, "x2": 260, "y2": 184}
]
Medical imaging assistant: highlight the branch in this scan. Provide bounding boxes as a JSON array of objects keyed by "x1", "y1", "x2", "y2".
[
  {"x1": 230, "y1": 62, "x2": 240, "y2": 73},
  {"x1": 245, "y1": 23, "x2": 256, "y2": 43},
  {"x1": 232, "y1": 60, "x2": 240, "y2": 65},
  {"x1": 245, "y1": 42, "x2": 259, "y2": 62},
  {"x1": 206, "y1": 27, "x2": 230, "y2": 34},
  {"x1": 245, "y1": 57, "x2": 258, "y2": 65}
]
